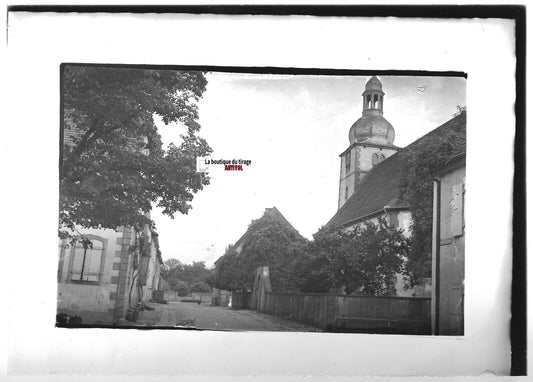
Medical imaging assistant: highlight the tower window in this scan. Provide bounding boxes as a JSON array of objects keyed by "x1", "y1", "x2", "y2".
[
  {"x1": 373, "y1": 94, "x2": 379, "y2": 108},
  {"x1": 372, "y1": 153, "x2": 386, "y2": 166},
  {"x1": 366, "y1": 94, "x2": 371, "y2": 108},
  {"x1": 345, "y1": 151, "x2": 351, "y2": 173},
  {"x1": 345, "y1": 185, "x2": 349, "y2": 200}
]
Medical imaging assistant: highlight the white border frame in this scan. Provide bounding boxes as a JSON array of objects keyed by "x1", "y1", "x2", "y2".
[{"x1": 4, "y1": 9, "x2": 518, "y2": 378}]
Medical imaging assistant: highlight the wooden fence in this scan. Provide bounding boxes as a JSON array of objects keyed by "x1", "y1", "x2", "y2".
[
  {"x1": 259, "y1": 292, "x2": 430, "y2": 333},
  {"x1": 212, "y1": 288, "x2": 232, "y2": 307},
  {"x1": 163, "y1": 291, "x2": 214, "y2": 303},
  {"x1": 231, "y1": 291, "x2": 253, "y2": 309}
]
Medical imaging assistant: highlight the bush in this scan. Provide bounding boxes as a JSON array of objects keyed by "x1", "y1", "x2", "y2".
[{"x1": 297, "y1": 218, "x2": 410, "y2": 296}]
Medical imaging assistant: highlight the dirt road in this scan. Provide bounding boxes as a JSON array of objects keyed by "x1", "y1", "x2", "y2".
[{"x1": 136, "y1": 301, "x2": 320, "y2": 332}]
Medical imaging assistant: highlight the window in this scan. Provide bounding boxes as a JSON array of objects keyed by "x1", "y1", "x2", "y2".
[
  {"x1": 389, "y1": 213, "x2": 399, "y2": 228},
  {"x1": 69, "y1": 237, "x2": 105, "y2": 282},
  {"x1": 372, "y1": 153, "x2": 387, "y2": 166},
  {"x1": 345, "y1": 151, "x2": 351, "y2": 173}
]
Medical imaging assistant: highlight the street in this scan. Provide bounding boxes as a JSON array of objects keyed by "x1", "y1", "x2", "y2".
[{"x1": 136, "y1": 301, "x2": 320, "y2": 332}]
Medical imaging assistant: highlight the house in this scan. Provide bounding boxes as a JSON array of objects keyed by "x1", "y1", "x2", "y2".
[
  {"x1": 324, "y1": 76, "x2": 466, "y2": 297},
  {"x1": 431, "y1": 152, "x2": 466, "y2": 335},
  {"x1": 57, "y1": 226, "x2": 163, "y2": 325},
  {"x1": 57, "y1": 109, "x2": 163, "y2": 325},
  {"x1": 214, "y1": 207, "x2": 307, "y2": 297}
]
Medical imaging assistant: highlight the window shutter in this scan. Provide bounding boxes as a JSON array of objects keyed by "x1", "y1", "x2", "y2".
[
  {"x1": 70, "y1": 244, "x2": 85, "y2": 281},
  {"x1": 450, "y1": 182, "x2": 464, "y2": 237},
  {"x1": 84, "y1": 241, "x2": 104, "y2": 281},
  {"x1": 70, "y1": 239, "x2": 104, "y2": 282}
]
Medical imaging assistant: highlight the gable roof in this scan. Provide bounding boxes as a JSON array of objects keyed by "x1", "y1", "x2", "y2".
[
  {"x1": 236, "y1": 207, "x2": 304, "y2": 247},
  {"x1": 324, "y1": 111, "x2": 467, "y2": 230},
  {"x1": 214, "y1": 207, "x2": 305, "y2": 264}
]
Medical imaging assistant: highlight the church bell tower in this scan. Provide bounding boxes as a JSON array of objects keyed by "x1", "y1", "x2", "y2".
[{"x1": 338, "y1": 76, "x2": 400, "y2": 209}]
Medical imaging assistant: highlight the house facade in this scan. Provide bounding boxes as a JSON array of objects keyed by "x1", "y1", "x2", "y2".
[
  {"x1": 58, "y1": 93, "x2": 163, "y2": 325},
  {"x1": 431, "y1": 152, "x2": 466, "y2": 335},
  {"x1": 57, "y1": 226, "x2": 162, "y2": 325}
]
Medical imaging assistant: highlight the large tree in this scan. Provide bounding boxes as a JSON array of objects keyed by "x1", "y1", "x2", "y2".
[
  {"x1": 161, "y1": 259, "x2": 214, "y2": 295},
  {"x1": 59, "y1": 66, "x2": 212, "y2": 237},
  {"x1": 296, "y1": 218, "x2": 410, "y2": 296}
]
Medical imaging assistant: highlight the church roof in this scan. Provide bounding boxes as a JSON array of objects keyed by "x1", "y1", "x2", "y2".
[
  {"x1": 324, "y1": 111, "x2": 467, "y2": 230},
  {"x1": 349, "y1": 114, "x2": 395, "y2": 146}
]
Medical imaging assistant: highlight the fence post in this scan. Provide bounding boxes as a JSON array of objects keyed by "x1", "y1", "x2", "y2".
[{"x1": 252, "y1": 266, "x2": 272, "y2": 312}]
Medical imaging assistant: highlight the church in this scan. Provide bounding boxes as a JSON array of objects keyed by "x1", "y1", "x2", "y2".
[
  {"x1": 325, "y1": 76, "x2": 410, "y2": 233},
  {"x1": 324, "y1": 76, "x2": 466, "y2": 297},
  {"x1": 337, "y1": 76, "x2": 401, "y2": 209}
]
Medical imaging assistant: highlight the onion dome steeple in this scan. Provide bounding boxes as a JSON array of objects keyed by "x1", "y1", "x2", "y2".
[{"x1": 348, "y1": 76, "x2": 395, "y2": 146}]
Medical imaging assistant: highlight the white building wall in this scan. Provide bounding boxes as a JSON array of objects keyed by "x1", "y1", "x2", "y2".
[{"x1": 57, "y1": 227, "x2": 123, "y2": 324}]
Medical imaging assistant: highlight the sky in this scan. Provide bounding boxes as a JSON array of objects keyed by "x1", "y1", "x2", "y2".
[{"x1": 152, "y1": 73, "x2": 466, "y2": 267}]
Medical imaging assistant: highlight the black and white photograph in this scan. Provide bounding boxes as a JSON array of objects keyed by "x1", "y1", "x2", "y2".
[
  {"x1": 4, "y1": 6, "x2": 524, "y2": 379},
  {"x1": 57, "y1": 68, "x2": 466, "y2": 336}
]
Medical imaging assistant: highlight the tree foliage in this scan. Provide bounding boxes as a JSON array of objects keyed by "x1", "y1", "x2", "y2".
[
  {"x1": 295, "y1": 218, "x2": 410, "y2": 296},
  {"x1": 59, "y1": 66, "x2": 212, "y2": 237},
  {"x1": 214, "y1": 211, "x2": 308, "y2": 292},
  {"x1": 399, "y1": 111, "x2": 466, "y2": 286},
  {"x1": 161, "y1": 259, "x2": 214, "y2": 295}
]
